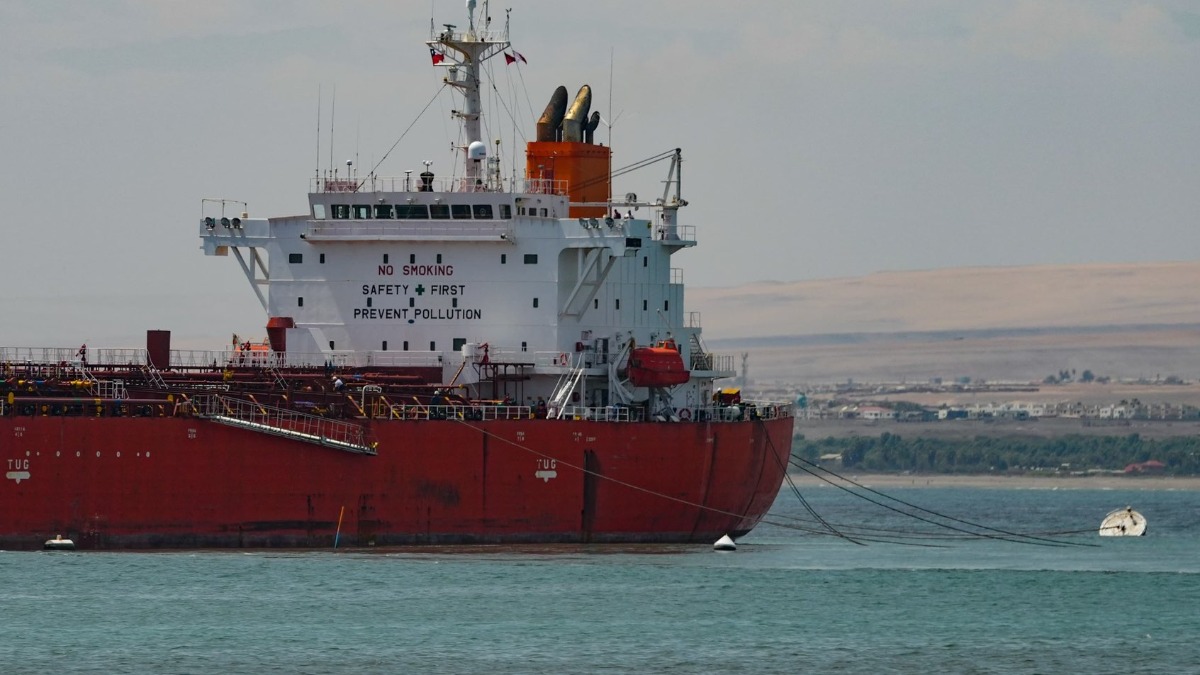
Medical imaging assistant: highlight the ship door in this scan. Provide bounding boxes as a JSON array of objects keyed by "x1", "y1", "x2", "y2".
[{"x1": 581, "y1": 449, "x2": 599, "y2": 542}]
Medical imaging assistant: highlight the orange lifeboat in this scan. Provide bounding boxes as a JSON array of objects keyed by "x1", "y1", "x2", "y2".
[{"x1": 627, "y1": 339, "x2": 690, "y2": 388}]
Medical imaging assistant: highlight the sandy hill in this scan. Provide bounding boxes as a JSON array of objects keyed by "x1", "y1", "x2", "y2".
[
  {"x1": 686, "y1": 262, "x2": 1200, "y2": 384},
  {"x1": 689, "y1": 261, "x2": 1200, "y2": 339}
]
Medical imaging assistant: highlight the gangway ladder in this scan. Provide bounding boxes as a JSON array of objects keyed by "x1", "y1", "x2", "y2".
[
  {"x1": 195, "y1": 394, "x2": 377, "y2": 455},
  {"x1": 141, "y1": 361, "x2": 169, "y2": 389},
  {"x1": 687, "y1": 332, "x2": 714, "y2": 371},
  {"x1": 266, "y1": 365, "x2": 289, "y2": 391},
  {"x1": 549, "y1": 353, "x2": 587, "y2": 419}
]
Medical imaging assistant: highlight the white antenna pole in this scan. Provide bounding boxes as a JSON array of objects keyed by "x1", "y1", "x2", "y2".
[
  {"x1": 315, "y1": 85, "x2": 321, "y2": 178},
  {"x1": 329, "y1": 85, "x2": 336, "y2": 176}
]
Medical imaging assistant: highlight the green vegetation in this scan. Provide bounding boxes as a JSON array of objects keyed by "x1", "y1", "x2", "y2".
[{"x1": 793, "y1": 432, "x2": 1200, "y2": 475}]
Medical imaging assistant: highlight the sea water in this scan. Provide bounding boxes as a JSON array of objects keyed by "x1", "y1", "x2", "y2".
[{"x1": 3, "y1": 486, "x2": 1198, "y2": 674}]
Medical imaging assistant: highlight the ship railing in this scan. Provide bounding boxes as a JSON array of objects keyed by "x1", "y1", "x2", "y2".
[
  {"x1": 691, "y1": 352, "x2": 734, "y2": 374},
  {"x1": 689, "y1": 402, "x2": 795, "y2": 422},
  {"x1": 0, "y1": 347, "x2": 148, "y2": 368},
  {"x1": 655, "y1": 224, "x2": 696, "y2": 243},
  {"x1": 306, "y1": 219, "x2": 512, "y2": 240},
  {"x1": 518, "y1": 178, "x2": 569, "y2": 196},
  {"x1": 433, "y1": 26, "x2": 509, "y2": 43},
  {"x1": 192, "y1": 394, "x2": 374, "y2": 454},
  {"x1": 556, "y1": 405, "x2": 645, "y2": 422},
  {"x1": 167, "y1": 349, "x2": 443, "y2": 370},
  {"x1": 379, "y1": 403, "x2": 533, "y2": 421},
  {"x1": 311, "y1": 174, "x2": 555, "y2": 195}
]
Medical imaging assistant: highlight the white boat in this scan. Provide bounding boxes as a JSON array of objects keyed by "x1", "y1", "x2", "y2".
[{"x1": 1098, "y1": 506, "x2": 1146, "y2": 537}]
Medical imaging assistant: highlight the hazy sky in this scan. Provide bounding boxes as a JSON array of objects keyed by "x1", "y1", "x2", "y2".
[{"x1": 2, "y1": 1, "x2": 1198, "y2": 347}]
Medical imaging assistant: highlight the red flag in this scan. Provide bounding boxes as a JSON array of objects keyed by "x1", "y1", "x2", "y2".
[
  {"x1": 504, "y1": 52, "x2": 516, "y2": 65},
  {"x1": 513, "y1": 49, "x2": 527, "y2": 64},
  {"x1": 429, "y1": 47, "x2": 445, "y2": 65}
]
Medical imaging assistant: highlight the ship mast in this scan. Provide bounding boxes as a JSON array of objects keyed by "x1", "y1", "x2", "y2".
[{"x1": 429, "y1": 0, "x2": 510, "y2": 187}]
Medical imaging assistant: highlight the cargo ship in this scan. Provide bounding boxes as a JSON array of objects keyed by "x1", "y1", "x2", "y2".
[{"x1": 0, "y1": 3, "x2": 793, "y2": 550}]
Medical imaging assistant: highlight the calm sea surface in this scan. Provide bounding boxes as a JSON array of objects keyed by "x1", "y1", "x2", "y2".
[{"x1": 4, "y1": 485, "x2": 1199, "y2": 674}]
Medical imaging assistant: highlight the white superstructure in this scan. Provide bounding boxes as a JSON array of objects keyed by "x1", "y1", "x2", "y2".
[{"x1": 198, "y1": 3, "x2": 733, "y2": 415}]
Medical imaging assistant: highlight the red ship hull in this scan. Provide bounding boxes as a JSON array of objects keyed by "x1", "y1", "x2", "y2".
[{"x1": 0, "y1": 415, "x2": 791, "y2": 549}]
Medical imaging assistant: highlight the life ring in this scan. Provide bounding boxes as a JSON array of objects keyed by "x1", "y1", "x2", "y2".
[
  {"x1": 557, "y1": 353, "x2": 569, "y2": 366},
  {"x1": 678, "y1": 408, "x2": 691, "y2": 421}
]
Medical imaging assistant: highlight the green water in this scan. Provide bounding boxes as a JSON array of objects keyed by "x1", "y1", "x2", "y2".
[{"x1": 3, "y1": 487, "x2": 1197, "y2": 673}]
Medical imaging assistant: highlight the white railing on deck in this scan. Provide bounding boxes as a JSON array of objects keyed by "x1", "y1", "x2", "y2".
[
  {"x1": 655, "y1": 224, "x2": 696, "y2": 243},
  {"x1": 310, "y1": 176, "x2": 568, "y2": 196},
  {"x1": 169, "y1": 349, "x2": 443, "y2": 370}
]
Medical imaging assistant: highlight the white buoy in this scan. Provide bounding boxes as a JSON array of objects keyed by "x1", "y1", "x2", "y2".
[
  {"x1": 1099, "y1": 506, "x2": 1147, "y2": 537},
  {"x1": 43, "y1": 535, "x2": 76, "y2": 551},
  {"x1": 713, "y1": 534, "x2": 737, "y2": 551}
]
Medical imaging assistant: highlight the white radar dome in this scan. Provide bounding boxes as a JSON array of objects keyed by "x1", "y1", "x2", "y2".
[{"x1": 467, "y1": 141, "x2": 487, "y2": 161}]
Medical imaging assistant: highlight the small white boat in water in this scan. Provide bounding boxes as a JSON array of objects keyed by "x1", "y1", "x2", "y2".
[
  {"x1": 1099, "y1": 506, "x2": 1146, "y2": 537},
  {"x1": 43, "y1": 535, "x2": 76, "y2": 551}
]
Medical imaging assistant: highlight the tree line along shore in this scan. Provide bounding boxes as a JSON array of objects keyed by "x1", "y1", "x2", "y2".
[{"x1": 792, "y1": 422, "x2": 1200, "y2": 476}]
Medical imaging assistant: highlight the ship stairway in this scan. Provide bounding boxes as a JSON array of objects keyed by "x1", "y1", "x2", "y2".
[
  {"x1": 195, "y1": 395, "x2": 376, "y2": 455},
  {"x1": 548, "y1": 354, "x2": 586, "y2": 419},
  {"x1": 141, "y1": 362, "x2": 169, "y2": 389},
  {"x1": 687, "y1": 332, "x2": 714, "y2": 371},
  {"x1": 266, "y1": 366, "x2": 289, "y2": 390}
]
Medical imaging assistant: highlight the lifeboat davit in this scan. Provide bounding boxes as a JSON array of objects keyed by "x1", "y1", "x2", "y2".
[{"x1": 627, "y1": 339, "x2": 690, "y2": 388}]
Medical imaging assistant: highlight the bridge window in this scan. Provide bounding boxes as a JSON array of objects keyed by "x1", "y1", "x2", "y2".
[
  {"x1": 451, "y1": 204, "x2": 472, "y2": 219},
  {"x1": 472, "y1": 204, "x2": 493, "y2": 219},
  {"x1": 398, "y1": 204, "x2": 429, "y2": 219},
  {"x1": 289, "y1": 253, "x2": 303, "y2": 264},
  {"x1": 499, "y1": 204, "x2": 512, "y2": 219},
  {"x1": 540, "y1": 208, "x2": 548, "y2": 217},
  {"x1": 331, "y1": 204, "x2": 350, "y2": 219},
  {"x1": 523, "y1": 254, "x2": 537, "y2": 264},
  {"x1": 352, "y1": 205, "x2": 371, "y2": 219},
  {"x1": 374, "y1": 204, "x2": 394, "y2": 219},
  {"x1": 453, "y1": 338, "x2": 466, "y2": 351},
  {"x1": 312, "y1": 204, "x2": 327, "y2": 219},
  {"x1": 429, "y1": 204, "x2": 451, "y2": 219}
]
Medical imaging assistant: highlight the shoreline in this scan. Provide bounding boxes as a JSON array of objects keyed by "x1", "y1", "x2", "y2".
[{"x1": 787, "y1": 472, "x2": 1200, "y2": 490}]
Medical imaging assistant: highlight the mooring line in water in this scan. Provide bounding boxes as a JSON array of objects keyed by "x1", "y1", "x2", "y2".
[
  {"x1": 788, "y1": 456, "x2": 1096, "y2": 548},
  {"x1": 761, "y1": 428, "x2": 864, "y2": 545}
]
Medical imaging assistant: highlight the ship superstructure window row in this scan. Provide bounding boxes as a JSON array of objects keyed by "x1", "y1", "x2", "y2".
[{"x1": 326, "y1": 202, "x2": 510, "y2": 220}]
